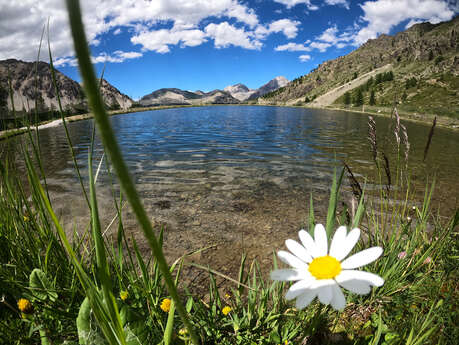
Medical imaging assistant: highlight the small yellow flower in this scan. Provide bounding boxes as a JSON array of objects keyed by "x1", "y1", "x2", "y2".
[
  {"x1": 17, "y1": 298, "x2": 33, "y2": 314},
  {"x1": 120, "y1": 290, "x2": 128, "y2": 301},
  {"x1": 224, "y1": 293, "x2": 231, "y2": 299},
  {"x1": 23, "y1": 216, "x2": 29, "y2": 222},
  {"x1": 222, "y1": 306, "x2": 232, "y2": 316},
  {"x1": 160, "y1": 298, "x2": 171, "y2": 312}
]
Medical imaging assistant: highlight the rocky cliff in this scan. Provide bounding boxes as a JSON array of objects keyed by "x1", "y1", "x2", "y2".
[
  {"x1": 224, "y1": 76, "x2": 290, "y2": 101},
  {"x1": 0, "y1": 59, "x2": 133, "y2": 118}
]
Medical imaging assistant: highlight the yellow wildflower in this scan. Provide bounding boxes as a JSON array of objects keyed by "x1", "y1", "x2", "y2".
[
  {"x1": 160, "y1": 298, "x2": 171, "y2": 312},
  {"x1": 222, "y1": 306, "x2": 232, "y2": 316},
  {"x1": 23, "y1": 216, "x2": 29, "y2": 222},
  {"x1": 17, "y1": 298, "x2": 33, "y2": 314},
  {"x1": 120, "y1": 290, "x2": 128, "y2": 301},
  {"x1": 224, "y1": 293, "x2": 231, "y2": 299}
]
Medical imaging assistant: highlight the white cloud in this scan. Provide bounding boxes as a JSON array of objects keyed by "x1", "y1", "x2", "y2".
[
  {"x1": 272, "y1": 0, "x2": 318, "y2": 10},
  {"x1": 273, "y1": 0, "x2": 351, "y2": 9},
  {"x1": 275, "y1": 42, "x2": 311, "y2": 51},
  {"x1": 354, "y1": 0, "x2": 455, "y2": 44},
  {"x1": 324, "y1": 0, "x2": 350, "y2": 9},
  {"x1": 0, "y1": 0, "x2": 264, "y2": 63},
  {"x1": 131, "y1": 28, "x2": 207, "y2": 53},
  {"x1": 205, "y1": 22, "x2": 262, "y2": 50},
  {"x1": 309, "y1": 41, "x2": 332, "y2": 52},
  {"x1": 54, "y1": 50, "x2": 142, "y2": 67},
  {"x1": 299, "y1": 54, "x2": 311, "y2": 62},
  {"x1": 113, "y1": 28, "x2": 122, "y2": 35},
  {"x1": 268, "y1": 19, "x2": 301, "y2": 39},
  {"x1": 255, "y1": 19, "x2": 301, "y2": 39}
]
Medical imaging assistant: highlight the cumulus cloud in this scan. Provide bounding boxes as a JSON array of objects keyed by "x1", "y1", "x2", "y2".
[
  {"x1": 268, "y1": 19, "x2": 301, "y2": 38},
  {"x1": 324, "y1": 0, "x2": 350, "y2": 9},
  {"x1": 54, "y1": 50, "x2": 142, "y2": 67},
  {"x1": 299, "y1": 54, "x2": 311, "y2": 62},
  {"x1": 255, "y1": 19, "x2": 301, "y2": 39},
  {"x1": 0, "y1": 0, "x2": 309, "y2": 65},
  {"x1": 205, "y1": 22, "x2": 262, "y2": 50},
  {"x1": 2, "y1": 0, "x2": 455, "y2": 67},
  {"x1": 273, "y1": 0, "x2": 351, "y2": 10},
  {"x1": 312, "y1": 25, "x2": 355, "y2": 50},
  {"x1": 272, "y1": 0, "x2": 320, "y2": 10},
  {"x1": 275, "y1": 42, "x2": 311, "y2": 52},
  {"x1": 131, "y1": 28, "x2": 207, "y2": 53},
  {"x1": 354, "y1": 0, "x2": 455, "y2": 44}
]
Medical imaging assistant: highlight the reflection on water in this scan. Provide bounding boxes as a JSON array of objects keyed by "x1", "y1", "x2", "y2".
[{"x1": 3, "y1": 106, "x2": 458, "y2": 283}]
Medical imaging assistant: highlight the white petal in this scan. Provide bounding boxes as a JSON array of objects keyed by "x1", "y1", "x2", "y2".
[
  {"x1": 341, "y1": 247, "x2": 383, "y2": 269},
  {"x1": 285, "y1": 277, "x2": 315, "y2": 300},
  {"x1": 286, "y1": 239, "x2": 313, "y2": 263},
  {"x1": 318, "y1": 285, "x2": 333, "y2": 305},
  {"x1": 295, "y1": 289, "x2": 317, "y2": 309},
  {"x1": 277, "y1": 251, "x2": 308, "y2": 269},
  {"x1": 336, "y1": 227, "x2": 360, "y2": 261},
  {"x1": 270, "y1": 269, "x2": 305, "y2": 281},
  {"x1": 298, "y1": 229, "x2": 319, "y2": 258},
  {"x1": 337, "y1": 270, "x2": 384, "y2": 287},
  {"x1": 314, "y1": 224, "x2": 328, "y2": 257},
  {"x1": 337, "y1": 279, "x2": 371, "y2": 295},
  {"x1": 330, "y1": 284, "x2": 346, "y2": 311},
  {"x1": 329, "y1": 226, "x2": 347, "y2": 258}
]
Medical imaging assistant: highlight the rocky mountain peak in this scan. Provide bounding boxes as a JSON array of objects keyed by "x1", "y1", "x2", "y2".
[{"x1": 0, "y1": 59, "x2": 133, "y2": 117}]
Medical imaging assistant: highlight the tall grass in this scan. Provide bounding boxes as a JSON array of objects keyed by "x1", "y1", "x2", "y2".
[{"x1": 1, "y1": 1, "x2": 458, "y2": 344}]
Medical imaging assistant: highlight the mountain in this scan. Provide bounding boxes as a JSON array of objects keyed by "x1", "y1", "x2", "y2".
[
  {"x1": 248, "y1": 76, "x2": 289, "y2": 100},
  {"x1": 224, "y1": 76, "x2": 290, "y2": 101},
  {"x1": 99, "y1": 78, "x2": 133, "y2": 110},
  {"x1": 223, "y1": 83, "x2": 255, "y2": 101},
  {"x1": 260, "y1": 16, "x2": 459, "y2": 118},
  {"x1": 0, "y1": 59, "x2": 133, "y2": 118},
  {"x1": 139, "y1": 88, "x2": 239, "y2": 106}
]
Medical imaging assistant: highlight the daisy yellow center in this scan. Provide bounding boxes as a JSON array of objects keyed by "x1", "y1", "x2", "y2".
[{"x1": 308, "y1": 255, "x2": 341, "y2": 279}]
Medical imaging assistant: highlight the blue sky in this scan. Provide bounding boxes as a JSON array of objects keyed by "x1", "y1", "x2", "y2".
[{"x1": 0, "y1": 0, "x2": 457, "y2": 100}]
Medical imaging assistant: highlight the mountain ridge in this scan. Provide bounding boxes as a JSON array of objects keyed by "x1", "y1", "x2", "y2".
[
  {"x1": 259, "y1": 16, "x2": 458, "y2": 118},
  {"x1": 0, "y1": 59, "x2": 133, "y2": 118}
]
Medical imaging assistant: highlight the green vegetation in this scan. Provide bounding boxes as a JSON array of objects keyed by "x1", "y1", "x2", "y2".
[
  {"x1": 261, "y1": 16, "x2": 458, "y2": 120},
  {"x1": 334, "y1": 71, "x2": 459, "y2": 119},
  {"x1": 1, "y1": 2, "x2": 458, "y2": 344}
]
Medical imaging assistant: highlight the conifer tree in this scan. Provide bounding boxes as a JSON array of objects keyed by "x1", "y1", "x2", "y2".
[
  {"x1": 344, "y1": 92, "x2": 351, "y2": 105},
  {"x1": 369, "y1": 90, "x2": 376, "y2": 105}
]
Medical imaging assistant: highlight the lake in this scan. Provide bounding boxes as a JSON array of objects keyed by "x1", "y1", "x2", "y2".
[{"x1": 4, "y1": 106, "x2": 458, "y2": 287}]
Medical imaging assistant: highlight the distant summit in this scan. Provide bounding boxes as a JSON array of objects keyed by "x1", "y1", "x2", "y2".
[
  {"x1": 224, "y1": 83, "x2": 254, "y2": 101},
  {"x1": 248, "y1": 76, "x2": 289, "y2": 100},
  {"x1": 224, "y1": 76, "x2": 289, "y2": 101},
  {"x1": 139, "y1": 88, "x2": 239, "y2": 106}
]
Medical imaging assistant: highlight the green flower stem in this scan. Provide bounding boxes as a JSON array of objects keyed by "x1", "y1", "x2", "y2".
[{"x1": 65, "y1": 1, "x2": 200, "y2": 344}]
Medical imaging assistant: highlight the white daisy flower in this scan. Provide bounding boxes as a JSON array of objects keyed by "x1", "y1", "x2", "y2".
[{"x1": 271, "y1": 224, "x2": 384, "y2": 311}]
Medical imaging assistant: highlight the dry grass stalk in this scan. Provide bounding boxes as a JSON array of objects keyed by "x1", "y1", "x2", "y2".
[
  {"x1": 344, "y1": 162, "x2": 363, "y2": 202},
  {"x1": 368, "y1": 116, "x2": 378, "y2": 162},
  {"x1": 400, "y1": 123, "x2": 410, "y2": 166},
  {"x1": 423, "y1": 116, "x2": 436, "y2": 162},
  {"x1": 382, "y1": 152, "x2": 391, "y2": 193},
  {"x1": 393, "y1": 107, "x2": 401, "y2": 147}
]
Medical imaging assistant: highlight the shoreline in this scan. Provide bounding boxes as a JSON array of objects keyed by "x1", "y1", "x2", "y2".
[{"x1": 1, "y1": 103, "x2": 458, "y2": 141}]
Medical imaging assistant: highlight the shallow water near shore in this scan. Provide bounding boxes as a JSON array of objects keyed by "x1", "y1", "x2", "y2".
[{"x1": 3, "y1": 105, "x2": 458, "y2": 290}]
